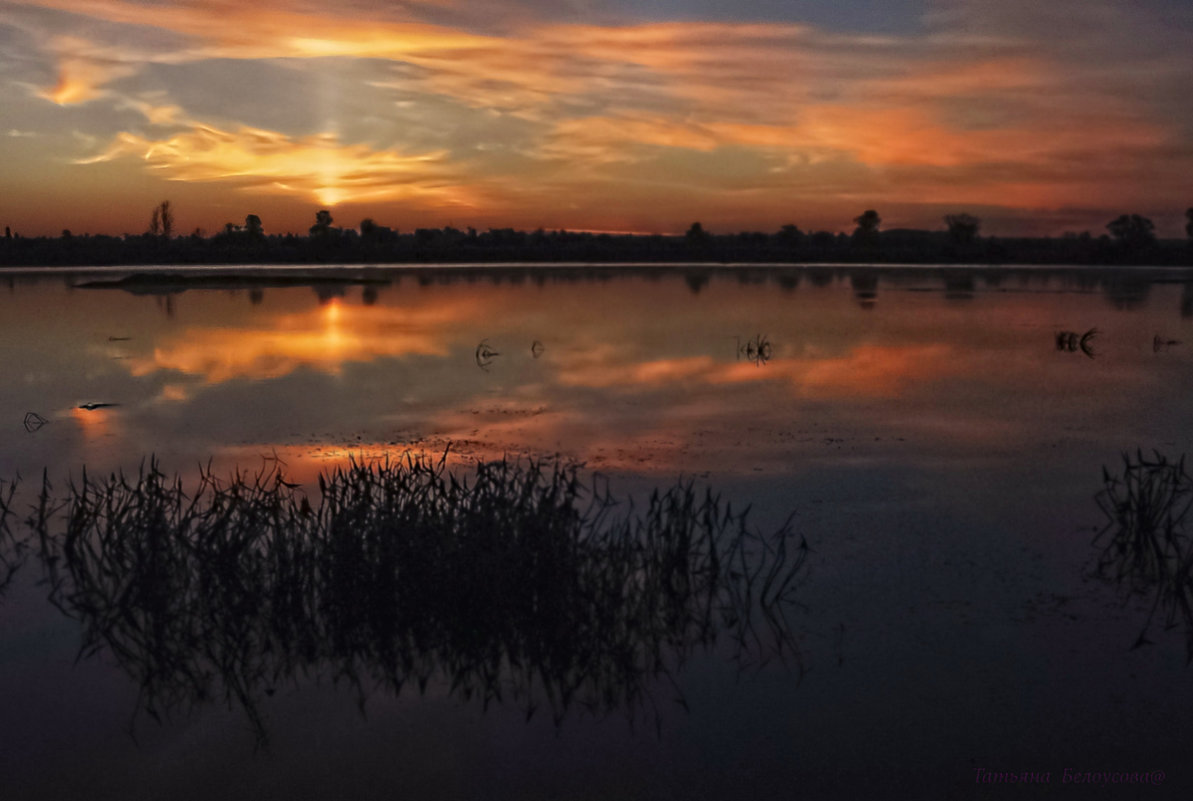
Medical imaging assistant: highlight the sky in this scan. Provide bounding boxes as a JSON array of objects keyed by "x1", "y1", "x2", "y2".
[{"x1": 0, "y1": 0, "x2": 1191, "y2": 238}]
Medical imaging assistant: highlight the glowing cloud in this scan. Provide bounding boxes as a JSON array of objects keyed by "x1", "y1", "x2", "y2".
[
  {"x1": 3, "y1": 0, "x2": 1191, "y2": 233},
  {"x1": 36, "y1": 50, "x2": 137, "y2": 105},
  {"x1": 77, "y1": 123, "x2": 475, "y2": 207}
]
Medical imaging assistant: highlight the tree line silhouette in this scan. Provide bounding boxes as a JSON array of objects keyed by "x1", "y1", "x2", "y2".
[{"x1": 3, "y1": 204, "x2": 1192, "y2": 267}]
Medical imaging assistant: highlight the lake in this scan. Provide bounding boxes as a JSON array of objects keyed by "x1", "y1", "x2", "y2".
[{"x1": 2, "y1": 264, "x2": 1192, "y2": 799}]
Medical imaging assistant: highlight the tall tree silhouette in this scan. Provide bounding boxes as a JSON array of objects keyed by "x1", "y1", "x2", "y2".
[
  {"x1": 310, "y1": 209, "x2": 334, "y2": 238},
  {"x1": 685, "y1": 221, "x2": 709, "y2": 244},
  {"x1": 149, "y1": 200, "x2": 173, "y2": 239},
  {"x1": 148, "y1": 201, "x2": 173, "y2": 239},
  {"x1": 1106, "y1": 214, "x2": 1155, "y2": 249},
  {"x1": 852, "y1": 209, "x2": 881, "y2": 242},
  {"x1": 1186, "y1": 207, "x2": 1193, "y2": 239},
  {"x1": 777, "y1": 223, "x2": 803, "y2": 245},
  {"x1": 944, "y1": 213, "x2": 980, "y2": 244},
  {"x1": 244, "y1": 214, "x2": 264, "y2": 238}
]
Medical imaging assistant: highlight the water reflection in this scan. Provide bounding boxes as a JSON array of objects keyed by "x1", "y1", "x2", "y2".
[
  {"x1": 849, "y1": 272, "x2": 877, "y2": 308},
  {"x1": 15, "y1": 456, "x2": 806, "y2": 745},
  {"x1": 2, "y1": 265, "x2": 1193, "y2": 794},
  {"x1": 3, "y1": 265, "x2": 1191, "y2": 480}
]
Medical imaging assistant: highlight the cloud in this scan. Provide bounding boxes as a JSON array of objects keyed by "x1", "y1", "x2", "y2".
[
  {"x1": 34, "y1": 44, "x2": 138, "y2": 104},
  {"x1": 4, "y1": 0, "x2": 1191, "y2": 232},
  {"x1": 76, "y1": 121, "x2": 480, "y2": 207}
]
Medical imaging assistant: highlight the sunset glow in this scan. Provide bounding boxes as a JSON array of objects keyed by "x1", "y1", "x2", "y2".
[{"x1": 2, "y1": 0, "x2": 1191, "y2": 236}]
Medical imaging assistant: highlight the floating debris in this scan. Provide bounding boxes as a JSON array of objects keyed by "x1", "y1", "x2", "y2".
[
  {"x1": 23, "y1": 412, "x2": 48, "y2": 433},
  {"x1": 736, "y1": 334, "x2": 773, "y2": 366},
  {"x1": 1056, "y1": 328, "x2": 1098, "y2": 358},
  {"x1": 1153, "y1": 335, "x2": 1182, "y2": 353},
  {"x1": 475, "y1": 339, "x2": 500, "y2": 370},
  {"x1": 530, "y1": 340, "x2": 545, "y2": 359},
  {"x1": 107, "y1": 336, "x2": 131, "y2": 342},
  {"x1": 77, "y1": 403, "x2": 119, "y2": 411}
]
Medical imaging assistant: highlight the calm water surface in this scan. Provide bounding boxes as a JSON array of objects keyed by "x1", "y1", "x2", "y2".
[{"x1": 2, "y1": 265, "x2": 1193, "y2": 799}]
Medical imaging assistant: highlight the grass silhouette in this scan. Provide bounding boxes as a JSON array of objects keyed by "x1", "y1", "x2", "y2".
[
  {"x1": 1094, "y1": 450, "x2": 1193, "y2": 661},
  {"x1": 14, "y1": 452, "x2": 806, "y2": 746}
]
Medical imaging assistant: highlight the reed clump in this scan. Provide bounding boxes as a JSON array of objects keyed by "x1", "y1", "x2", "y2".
[
  {"x1": 0, "y1": 478, "x2": 27, "y2": 597},
  {"x1": 1094, "y1": 450, "x2": 1193, "y2": 660},
  {"x1": 19, "y1": 453, "x2": 806, "y2": 745}
]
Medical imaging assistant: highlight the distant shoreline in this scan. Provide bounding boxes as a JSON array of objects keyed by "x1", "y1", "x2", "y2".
[{"x1": 3, "y1": 226, "x2": 1191, "y2": 269}]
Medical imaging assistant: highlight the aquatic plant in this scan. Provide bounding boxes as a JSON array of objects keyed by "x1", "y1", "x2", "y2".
[
  {"x1": 1056, "y1": 328, "x2": 1098, "y2": 358},
  {"x1": 475, "y1": 339, "x2": 500, "y2": 370},
  {"x1": 736, "y1": 334, "x2": 772, "y2": 366},
  {"x1": 1152, "y1": 334, "x2": 1181, "y2": 353},
  {"x1": 1093, "y1": 450, "x2": 1193, "y2": 660},
  {"x1": 23, "y1": 412, "x2": 48, "y2": 432},
  {"x1": 0, "y1": 478, "x2": 27, "y2": 597},
  {"x1": 21, "y1": 453, "x2": 806, "y2": 746}
]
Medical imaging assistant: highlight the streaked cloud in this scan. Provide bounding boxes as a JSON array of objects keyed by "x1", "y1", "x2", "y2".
[
  {"x1": 77, "y1": 122, "x2": 477, "y2": 208},
  {"x1": 1, "y1": 0, "x2": 1190, "y2": 234}
]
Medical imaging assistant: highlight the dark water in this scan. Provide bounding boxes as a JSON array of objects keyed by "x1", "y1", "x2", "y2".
[{"x1": 2, "y1": 265, "x2": 1192, "y2": 799}]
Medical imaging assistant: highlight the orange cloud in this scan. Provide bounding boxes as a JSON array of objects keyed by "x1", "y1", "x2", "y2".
[
  {"x1": 10, "y1": 0, "x2": 1191, "y2": 232},
  {"x1": 76, "y1": 123, "x2": 477, "y2": 207},
  {"x1": 35, "y1": 46, "x2": 137, "y2": 105}
]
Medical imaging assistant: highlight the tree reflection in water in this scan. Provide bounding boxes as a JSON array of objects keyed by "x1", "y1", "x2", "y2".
[{"x1": 13, "y1": 454, "x2": 806, "y2": 745}]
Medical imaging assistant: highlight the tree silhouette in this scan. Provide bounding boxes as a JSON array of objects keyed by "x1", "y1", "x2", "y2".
[
  {"x1": 310, "y1": 209, "x2": 334, "y2": 238},
  {"x1": 1186, "y1": 207, "x2": 1192, "y2": 239},
  {"x1": 777, "y1": 223, "x2": 803, "y2": 245},
  {"x1": 148, "y1": 200, "x2": 173, "y2": 239},
  {"x1": 244, "y1": 214, "x2": 264, "y2": 238},
  {"x1": 852, "y1": 209, "x2": 881, "y2": 242},
  {"x1": 944, "y1": 213, "x2": 980, "y2": 244},
  {"x1": 1106, "y1": 214, "x2": 1155, "y2": 249},
  {"x1": 685, "y1": 221, "x2": 709, "y2": 244},
  {"x1": 160, "y1": 201, "x2": 173, "y2": 239}
]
